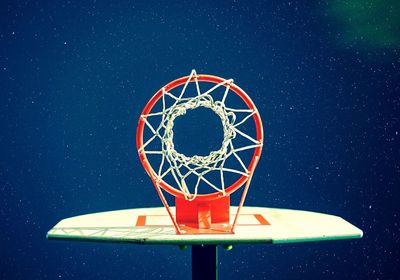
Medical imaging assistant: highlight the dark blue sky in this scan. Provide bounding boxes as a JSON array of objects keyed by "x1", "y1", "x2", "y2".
[{"x1": 1, "y1": 0, "x2": 399, "y2": 279}]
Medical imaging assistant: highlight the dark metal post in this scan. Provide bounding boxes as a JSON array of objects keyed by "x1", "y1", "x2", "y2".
[{"x1": 192, "y1": 245, "x2": 218, "y2": 280}]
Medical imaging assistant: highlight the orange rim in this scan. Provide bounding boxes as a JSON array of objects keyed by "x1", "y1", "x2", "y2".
[{"x1": 136, "y1": 74, "x2": 263, "y2": 201}]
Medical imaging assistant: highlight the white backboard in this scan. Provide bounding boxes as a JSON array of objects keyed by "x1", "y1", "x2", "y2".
[{"x1": 47, "y1": 206, "x2": 362, "y2": 245}]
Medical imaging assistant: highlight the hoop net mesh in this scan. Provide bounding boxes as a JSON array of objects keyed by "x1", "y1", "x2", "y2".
[{"x1": 138, "y1": 70, "x2": 262, "y2": 201}]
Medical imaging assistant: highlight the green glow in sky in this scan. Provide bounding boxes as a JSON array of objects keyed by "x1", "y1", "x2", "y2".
[{"x1": 327, "y1": 0, "x2": 400, "y2": 49}]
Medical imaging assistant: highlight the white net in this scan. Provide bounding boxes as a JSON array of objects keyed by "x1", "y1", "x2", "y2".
[{"x1": 139, "y1": 70, "x2": 262, "y2": 200}]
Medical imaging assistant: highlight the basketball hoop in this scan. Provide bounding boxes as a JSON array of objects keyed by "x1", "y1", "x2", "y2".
[
  {"x1": 47, "y1": 71, "x2": 363, "y2": 280},
  {"x1": 136, "y1": 70, "x2": 263, "y2": 234}
]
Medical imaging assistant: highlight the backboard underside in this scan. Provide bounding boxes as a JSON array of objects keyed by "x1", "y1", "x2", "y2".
[{"x1": 47, "y1": 207, "x2": 362, "y2": 245}]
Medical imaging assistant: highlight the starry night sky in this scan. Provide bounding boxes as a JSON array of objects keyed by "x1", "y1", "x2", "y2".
[{"x1": 1, "y1": 1, "x2": 399, "y2": 279}]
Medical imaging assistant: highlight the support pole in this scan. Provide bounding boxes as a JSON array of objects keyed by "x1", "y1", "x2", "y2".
[{"x1": 192, "y1": 245, "x2": 218, "y2": 280}]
